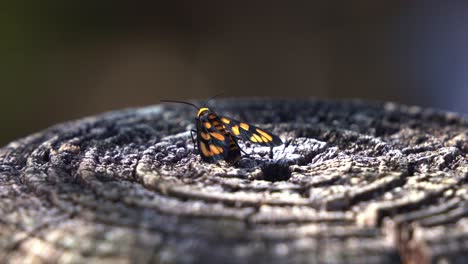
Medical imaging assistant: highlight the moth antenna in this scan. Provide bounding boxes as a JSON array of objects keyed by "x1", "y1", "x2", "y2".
[
  {"x1": 160, "y1": 100, "x2": 200, "y2": 110},
  {"x1": 202, "y1": 93, "x2": 225, "y2": 106}
]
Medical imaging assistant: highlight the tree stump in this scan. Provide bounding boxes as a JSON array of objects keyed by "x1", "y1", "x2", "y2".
[{"x1": 0, "y1": 99, "x2": 467, "y2": 263}]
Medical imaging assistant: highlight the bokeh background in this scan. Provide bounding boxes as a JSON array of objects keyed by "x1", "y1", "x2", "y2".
[{"x1": 2, "y1": 1, "x2": 467, "y2": 146}]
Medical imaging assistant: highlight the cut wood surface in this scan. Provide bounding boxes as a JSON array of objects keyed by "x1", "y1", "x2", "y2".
[{"x1": 0, "y1": 98, "x2": 467, "y2": 263}]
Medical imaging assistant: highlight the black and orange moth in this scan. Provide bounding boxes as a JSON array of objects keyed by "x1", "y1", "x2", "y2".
[{"x1": 161, "y1": 99, "x2": 283, "y2": 164}]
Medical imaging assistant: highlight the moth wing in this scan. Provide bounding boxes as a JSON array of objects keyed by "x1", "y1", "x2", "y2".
[
  {"x1": 196, "y1": 116, "x2": 241, "y2": 164},
  {"x1": 220, "y1": 116, "x2": 283, "y2": 147}
]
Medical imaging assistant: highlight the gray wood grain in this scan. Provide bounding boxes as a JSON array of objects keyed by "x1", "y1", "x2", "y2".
[{"x1": 0, "y1": 99, "x2": 466, "y2": 263}]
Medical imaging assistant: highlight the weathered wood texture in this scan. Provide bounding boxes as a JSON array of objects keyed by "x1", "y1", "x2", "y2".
[{"x1": 0, "y1": 99, "x2": 467, "y2": 264}]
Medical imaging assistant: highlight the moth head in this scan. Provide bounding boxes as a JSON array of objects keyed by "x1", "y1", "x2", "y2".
[{"x1": 197, "y1": 107, "x2": 210, "y2": 117}]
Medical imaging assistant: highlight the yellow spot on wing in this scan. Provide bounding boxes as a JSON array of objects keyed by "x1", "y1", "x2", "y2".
[
  {"x1": 256, "y1": 129, "x2": 273, "y2": 141},
  {"x1": 231, "y1": 125, "x2": 240, "y2": 135},
  {"x1": 200, "y1": 132, "x2": 210, "y2": 140},
  {"x1": 210, "y1": 132, "x2": 225, "y2": 141},
  {"x1": 204, "y1": 122, "x2": 212, "y2": 129},
  {"x1": 209, "y1": 144, "x2": 223, "y2": 155},
  {"x1": 221, "y1": 118, "x2": 230, "y2": 124},
  {"x1": 252, "y1": 134, "x2": 263, "y2": 142},
  {"x1": 240, "y1": 123, "x2": 249, "y2": 130},
  {"x1": 200, "y1": 142, "x2": 212, "y2": 157},
  {"x1": 197, "y1": 107, "x2": 209, "y2": 117},
  {"x1": 250, "y1": 135, "x2": 258, "y2": 142}
]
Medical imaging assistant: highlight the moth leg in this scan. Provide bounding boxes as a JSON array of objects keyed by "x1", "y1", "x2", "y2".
[
  {"x1": 234, "y1": 139, "x2": 250, "y2": 156},
  {"x1": 228, "y1": 135, "x2": 248, "y2": 155},
  {"x1": 190, "y1": 129, "x2": 198, "y2": 150}
]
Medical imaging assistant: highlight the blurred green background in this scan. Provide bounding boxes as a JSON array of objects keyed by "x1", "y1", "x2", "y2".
[{"x1": 1, "y1": 1, "x2": 467, "y2": 146}]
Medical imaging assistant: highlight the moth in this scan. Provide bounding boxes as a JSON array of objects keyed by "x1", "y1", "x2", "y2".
[{"x1": 161, "y1": 99, "x2": 283, "y2": 164}]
